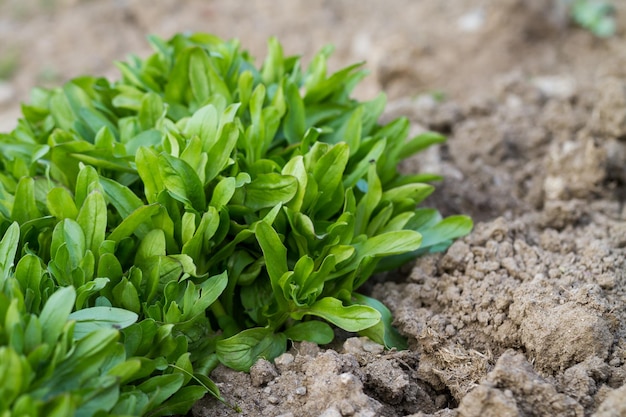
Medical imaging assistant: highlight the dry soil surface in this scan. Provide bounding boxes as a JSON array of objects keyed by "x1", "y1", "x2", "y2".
[{"x1": 1, "y1": 1, "x2": 626, "y2": 416}]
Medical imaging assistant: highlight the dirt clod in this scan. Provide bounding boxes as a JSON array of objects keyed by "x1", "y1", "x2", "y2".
[
  {"x1": 458, "y1": 350, "x2": 584, "y2": 417},
  {"x1": 250, "y1": 359, "x2": 279, "y2": 387}
]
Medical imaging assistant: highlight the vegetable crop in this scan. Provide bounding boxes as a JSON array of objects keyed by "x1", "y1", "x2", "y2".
[{"x1": 0, "y1": 33, "x2": 472, "y2": 416}]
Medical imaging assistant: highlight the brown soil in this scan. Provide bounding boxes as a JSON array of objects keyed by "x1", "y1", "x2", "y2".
[{"x1": 2, "y1": 1, "x2": 626, "y2": 416}]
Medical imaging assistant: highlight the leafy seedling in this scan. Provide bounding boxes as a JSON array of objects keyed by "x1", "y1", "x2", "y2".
[{"x1": 0, "y1": 32, "x2": 472, "y2": 415}]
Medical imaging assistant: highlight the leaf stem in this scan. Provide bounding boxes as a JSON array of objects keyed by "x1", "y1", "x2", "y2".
[{"x1": 211, "y1": 299, "x2": 241, "y2": 336}]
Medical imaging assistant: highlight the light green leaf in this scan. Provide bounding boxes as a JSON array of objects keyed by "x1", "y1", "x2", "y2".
[
  {"x1": 184, "y1": 104, "x2": 218, "y2": 145},
  {"x1": 46, "y1": 394, "x2": 76, "y2": 417},
  {"x1": 125, "y1": 129, "x2": 162, "y2": 155},
  {"x1": 100, "y1": 177, "x2": 144, "y2": 218},
  {"x1": 108, "y1": 203, "x2": 161, "y2": 242},
  {"x1": 0, "y1": 222, "x2": 20, "y2": 280},
  {"x1": 185, "y1": 271, "x2": 228, "y2": 319},
  {"x1": 75, "y1": 165, "x2": 103, "y2": 208},
  {"x1": 418, "y1": 215, "x2": 473, "y2": 249},
  {"x1": 381, "y1": 183, "x2": 434, "y2": 206},
  {"x1": 181, "y1": 207, "x2": 219, "y2": 262},
  {"x1": 255, "y1": 221, "x2": 288, "y2": 305},
  {"x1": 281, "y1": 156, "x2": 307, "y2": 212},
  {"x1": 283, "y1": 80, "x2": 305, "y2": 144},
  {"x1": 137, "y1": 373, "x2": 185, "y2": 410},
  {"x1": 112, "y1": 278, "x2": 142, "y2": 313},
  {"x1": 355, "y1": 163, "x2": 382, "y2": 235},
  {"x1": 261, "y1": 37, "x2": 284, "y2": 84},
  {"x1": 51, "y1": 219, "x2": 86, "y2": 265},
  {"x1": 180, "y1": 136, "x2": 208, "y2": 184},
  {"x1": 356, "y1": 230, "x2": 422, "y2": 258},
  {"x1": 291, "y1": 297, "x2": 380, "y2": 332},
  {"x1": 164, "y1": 47, "x2": 192, "y2": 104},
  {"x1": 136, "y1": 146, "x2": 166, "y2": 204},
  {"x1": 244, "y1": 173, "x2": 297, "y2": 211},
  {"x1": 312, "y1": 142, "x2": 349, "y2": 209},
  {"x1": 399, "y1": 131, "x2": 446, "y2": 159},
  {"x1": 40, "y1": 286, "x2": 76, "y2": 346},
  {"x1": 75, "y1": 277, "x2": 109, "y2": 310},
  {"x1": 189, "y1": 48, "x2": 212, "y2": 105},
  {"x1": 139, "y1": 92, "x2": 165, "y2": 131},
  {"x1": 107, "y1": 357, "x2": 142, "y2": 385},
  {"x1": 136, "y1": 229, "x2": 167, "y2": 265},
  {"x1": 204, "y1": 122, "x2": 239, "y2": 183},
  {"x1": 305, "y1": 62, "x2": 365, "y2": 103},
  {"x1": 159, "y1": 153, "x2": 206, "y2": 211},
  {"x1": 210, "y1": 177, "x2": 236, "y2": 207},
  {"x1": 47, "y1": 187, "x2": 79, "y2": 220},
  {"x1": 12, "y1": 177, "x2": 41, "y2": 224},
  {"x1": 76, "y1": 191, "x2": 107, "y2": 256},
  {"x1": 70, "y1": 306, "x2": 139, "y2": 340},
  {"x1": 14, "y1": 253, "x2": 44, "y2": 310}
]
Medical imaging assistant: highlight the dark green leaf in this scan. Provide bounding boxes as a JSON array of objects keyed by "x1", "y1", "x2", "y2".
[
  {"x1": 352, "y1": 293, "x2": 407, "y2": 350},
  {"x1": 145, "y1": 385, "x2": 208, "y2": 417},
  {"x1": 283, "y1": 321, "x2": 334, "y2": 344},
  {"x1": 216, "y1": 327, "x2": 287, "y2": 372}
]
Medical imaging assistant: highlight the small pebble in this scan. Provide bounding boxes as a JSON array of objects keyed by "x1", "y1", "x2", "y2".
[
  {"x1": 362, "y1": 339, "x2": 384, "y2": 354},
  {"x1": 296, "y1": 341, "x2": 320, "y2": 357},
  {"x1": 318, "y1": 406, "x2": 342, "y2": 417},
  {"x1": 457, "y1": 8, "x2": 484, "y2": 32},
  {"x1": 250, "y1": 359, "x2": 278, "y2": 387},
  {"x1": 268, "y1": 395, "x2": 280, "y2": 405},
  {"x1": 338, "y1": 399, "x2": 355, "y2": 416},
  {"x1": 274, "y1": 352, "x2": 295, "y2": 373},
  {"x1": 0, "y1": 82, "x2": 15, "y2": 106},
  {"x1": 339, "y1": 373, "x2": 357, "y2": 387},
  {"x1": 295, "y1": 386, "x2": 307, "y2": 396},
  {"x1": 532, "y1": 75, "x2": 576, "y2": 100}
]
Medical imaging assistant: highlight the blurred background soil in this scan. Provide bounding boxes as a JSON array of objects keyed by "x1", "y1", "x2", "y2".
[
  {"x1": 2, "y1": 1, "x2": 626, "y2": 416},
  {"x1": 3, "y1": 0, "x2": 626, "y2": 127}
]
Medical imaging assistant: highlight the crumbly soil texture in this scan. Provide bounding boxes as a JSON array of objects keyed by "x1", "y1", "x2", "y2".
[{"x1": 2, "y1": 1, "x2": 626, "y2": 416}]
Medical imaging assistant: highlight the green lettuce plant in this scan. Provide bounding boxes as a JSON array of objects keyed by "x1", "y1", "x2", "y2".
[{"x1": 0, "y1": 33, "x2": 472, "y2": 415}]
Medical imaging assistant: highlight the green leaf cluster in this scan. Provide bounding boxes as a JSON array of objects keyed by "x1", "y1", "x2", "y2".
[{"x1": 0, "y1": 32, "x2": 472, "y2": 415}]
